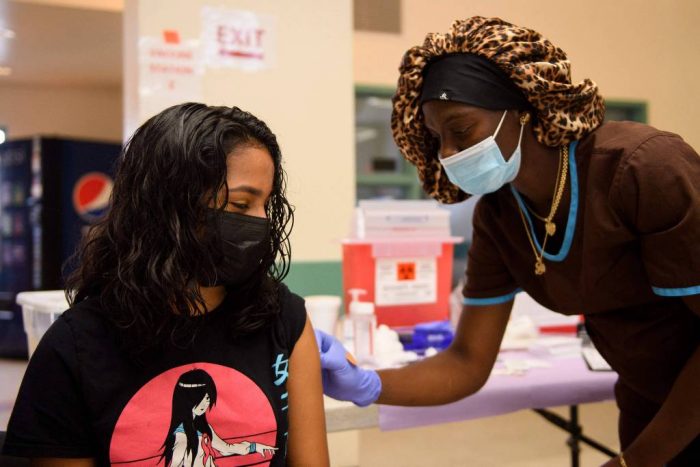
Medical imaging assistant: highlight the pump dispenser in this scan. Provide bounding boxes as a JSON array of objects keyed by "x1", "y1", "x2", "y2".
[{"x1": 348, "y1": 288, "x2": 376, "y2": 364}]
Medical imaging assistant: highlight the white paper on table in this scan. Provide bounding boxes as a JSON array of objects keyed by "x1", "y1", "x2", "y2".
[
  {"x1": 529, "y1": 336, "x2": 582, "y2": 358},
  {"x1": 512, "y1": 292, "x2": 580, "y2": 328},
  {"x1": 492, "y1": 357, "x2": 552, "y2": 376}
]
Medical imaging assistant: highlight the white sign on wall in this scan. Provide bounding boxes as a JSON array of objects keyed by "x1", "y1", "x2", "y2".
[
  {"x1": 139, "y1": 30, "x2": 203, "y2": 118},
  {"x1": 201, "y1": 6, "x2": 276, "y2": 71},
  {"x1": 375, "y1": 257, "x2": 438, "y2": 306}
]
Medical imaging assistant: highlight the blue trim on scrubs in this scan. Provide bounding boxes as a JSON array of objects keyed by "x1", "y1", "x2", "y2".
[
  {"x1": 463, "y1": 288, "x2": 523, "y2": 306},
  {"x1": 510, "y1": 140, "x2": 579, "y2": 262},
  {"x1": 652, "y1": 285, "x2": 700, "y2": 297}
]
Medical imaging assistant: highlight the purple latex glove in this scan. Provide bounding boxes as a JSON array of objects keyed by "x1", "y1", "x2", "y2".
[{"x1": 314, "y1": 330, "x2": 382, "y2": 407}]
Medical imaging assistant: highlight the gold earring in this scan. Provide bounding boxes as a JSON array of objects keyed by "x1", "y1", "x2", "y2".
[{"x1": 520, "y1": 113, "x2": 531, "y2": 125}]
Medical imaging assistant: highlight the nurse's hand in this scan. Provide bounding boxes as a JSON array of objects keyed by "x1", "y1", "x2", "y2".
[{"x1": 314, "y1": 330, "x2": 382, "y2": 407}]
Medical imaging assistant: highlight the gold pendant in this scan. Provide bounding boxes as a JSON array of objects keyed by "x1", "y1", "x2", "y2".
[
  {"x1": 545, "y1": 221, "x2": 556, "y2": 236},
  {"x1": 535, "y1": 259, "x2": 546, "y2": 275}
]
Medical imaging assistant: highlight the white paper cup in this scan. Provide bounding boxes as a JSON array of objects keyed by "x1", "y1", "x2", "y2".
[
  {"x1": 17, "y1": 291, "x2": 69, "y2": 357},
  {"x1": 304, "y1": 295, "x2": 341, "y2": 336}
]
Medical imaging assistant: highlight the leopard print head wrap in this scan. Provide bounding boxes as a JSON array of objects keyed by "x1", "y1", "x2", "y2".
[{"x1": 391, "y1": 16, "x2": 605, "y2": 204}]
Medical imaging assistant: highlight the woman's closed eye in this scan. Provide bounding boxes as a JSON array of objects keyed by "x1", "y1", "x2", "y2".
[
  {"x1": 450, "y1": 125, "x2": 473, "y2": 136},
  {"x1": 453, "y1": 128, "x2": 484, "y2": 148},
  {"x1": 453, "y1": 124, "x2": 471, "y2": 133},
  {"x1": 229, "y1": 201, "x2": 250, "y2": 211}
]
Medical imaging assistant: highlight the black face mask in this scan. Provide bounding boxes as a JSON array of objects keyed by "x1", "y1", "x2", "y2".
[{"x1": 203, "y1": 211, "x2": 271, "y2": 288}]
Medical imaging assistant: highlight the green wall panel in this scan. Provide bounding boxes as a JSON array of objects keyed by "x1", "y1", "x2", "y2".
[{"x1": 283, "y1": 261, "x2": 343, "y2": 299}]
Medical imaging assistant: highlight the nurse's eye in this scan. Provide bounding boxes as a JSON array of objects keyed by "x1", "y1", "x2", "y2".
[
  {"x1": 454, "y1": 130, "x2": 481, "y2": 149},
  {"x1": 451, "y1": 126, "x2": 472, "y2": 136}
]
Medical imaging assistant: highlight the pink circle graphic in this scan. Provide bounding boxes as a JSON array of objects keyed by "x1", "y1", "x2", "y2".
[{"x1": 109, "y1": 363, "x2": 278, "y2": 466}]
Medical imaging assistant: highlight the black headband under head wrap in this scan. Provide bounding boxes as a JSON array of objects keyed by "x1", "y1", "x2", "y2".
[{"x1": 420, "y1": 53, "x2": 530, "y2": 110}]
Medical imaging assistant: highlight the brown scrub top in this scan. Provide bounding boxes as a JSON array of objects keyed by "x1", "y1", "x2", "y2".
[{"x1": 462, "y1": 120, "x2": 700, "y2": 452}]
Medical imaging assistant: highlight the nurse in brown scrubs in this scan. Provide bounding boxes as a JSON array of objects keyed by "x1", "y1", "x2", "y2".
[{"x1": 316, "y1": 16, "x2": 700, "y2": 467}]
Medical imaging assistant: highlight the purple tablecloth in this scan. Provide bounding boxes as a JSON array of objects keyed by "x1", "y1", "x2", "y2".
[{"x1": 378, "y1": 350, "x2": 618, "y2": 431}]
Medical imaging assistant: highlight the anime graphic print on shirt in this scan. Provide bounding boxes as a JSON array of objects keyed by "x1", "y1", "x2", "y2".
[{"x1": 110, "y1": 363, "x2": 278, "y2": 466}]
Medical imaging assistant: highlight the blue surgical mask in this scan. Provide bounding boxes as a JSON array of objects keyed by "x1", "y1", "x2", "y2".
[{"x1": 439, "y1": 110, "x2": 525, "y2": 195}]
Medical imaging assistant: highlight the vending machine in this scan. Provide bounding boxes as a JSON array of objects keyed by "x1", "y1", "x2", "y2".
[{"x1": 0, "y1": 137, "x2": 120, "y2": 357}]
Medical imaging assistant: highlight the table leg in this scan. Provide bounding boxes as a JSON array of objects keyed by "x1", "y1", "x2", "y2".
[
  {"x1": 568, "y1": 405, "x2": 581, "y2": 467},
  {"x1": 532, "y1": 405, "x2": 618, "y2": 466}
]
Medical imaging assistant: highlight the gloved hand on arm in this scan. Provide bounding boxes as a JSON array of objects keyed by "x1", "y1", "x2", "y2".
[{"x1": 314, "y1": 330, "x2": 382, "y2": 407}]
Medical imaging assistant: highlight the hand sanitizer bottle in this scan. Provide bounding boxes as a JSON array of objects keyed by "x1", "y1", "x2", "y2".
[{"x1": 348, "y1": 288, "x2": 376, "y2": 365}]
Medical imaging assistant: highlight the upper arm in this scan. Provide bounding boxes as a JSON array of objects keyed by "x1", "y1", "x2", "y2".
[
  {"x1": 463, "y1": 200, "x2": 519, "y2": 300},
  {"x1": 286, "y1": 316, "x2": 329, "y2": 467}
]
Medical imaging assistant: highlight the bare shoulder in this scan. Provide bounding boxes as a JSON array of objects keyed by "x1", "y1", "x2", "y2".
[{"x1": 286, "y1": 317, "x2": 330, "y2": 466}]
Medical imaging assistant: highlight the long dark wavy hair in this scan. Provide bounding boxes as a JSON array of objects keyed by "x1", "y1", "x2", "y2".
[
  {"x1": 161, "y1": 369, "x2": 217, "y2": 467},
  {"x1": 65, "y1": 103, "x2": 294, "y2": 356}
]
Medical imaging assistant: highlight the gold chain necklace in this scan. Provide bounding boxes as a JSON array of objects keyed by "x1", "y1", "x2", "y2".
[
  {"x1": 515, "y1": 142, "x2": 568, "y2": 275},
  {"x1": 524, "y1": 143, "x2": 562, "y2": 223},
  {"x1": 523, "y1": 143, "x2": 568, "y2": 236}
]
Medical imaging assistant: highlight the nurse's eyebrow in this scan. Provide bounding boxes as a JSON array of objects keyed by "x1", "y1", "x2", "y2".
[
  {"x1": 229, "y1": 185, "x2": 263, "y2": 196},
  {"x1": 424, "y1": 110, "x2": 474, "y2": 133},
  {"x1": 443, "y1": 111, "x2": 475, "y2": 126}
]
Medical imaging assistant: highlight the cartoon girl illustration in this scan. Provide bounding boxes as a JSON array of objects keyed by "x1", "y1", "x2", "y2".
[{"x1": 161, "y1": 369, "x2": 277, "y2": 467}]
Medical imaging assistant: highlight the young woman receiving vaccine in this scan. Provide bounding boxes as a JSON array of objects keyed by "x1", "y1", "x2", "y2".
[
  {"x1": 3, "y1": 103, "x2": 329, "y2": 466},
  {"x1": 316, "y1": 17, "x2": 700, "y2": 467}
]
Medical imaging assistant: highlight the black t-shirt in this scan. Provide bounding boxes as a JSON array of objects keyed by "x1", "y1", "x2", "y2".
[{"x1": 3, "y1": 284, "x2": 307, "y2": 466}]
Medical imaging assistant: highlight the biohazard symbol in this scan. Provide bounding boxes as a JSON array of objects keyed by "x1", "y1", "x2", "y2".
[{"x1": 397, "y1": 262, "x2": 416, "y2": 281}]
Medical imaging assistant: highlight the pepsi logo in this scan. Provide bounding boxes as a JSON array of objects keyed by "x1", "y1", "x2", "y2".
[{"x1": 73, "y1": 172, "x2": 114, "y2": 222}]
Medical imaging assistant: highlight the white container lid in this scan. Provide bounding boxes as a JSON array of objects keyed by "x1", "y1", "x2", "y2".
[
  {"x1": 304, "y1": 295, "x2": 342, "y2": 306},
  {"x1": 16, "y1": 290, "x2": 69, "y2": 313},
  {"x1": 350, "y1": 301, "x2": 375, "y2": 316}
]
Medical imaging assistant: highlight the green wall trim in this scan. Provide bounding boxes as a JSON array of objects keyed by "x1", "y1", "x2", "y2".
[
  {"x1": 283, "y1": 261, "x2": 343, "y2": 300},
  {"x1": 605, "y1": 99, "x2": 648, "y2": 123},
  {"x1": 355, "y1": 84, "x2": 396, "y2": 96}
]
